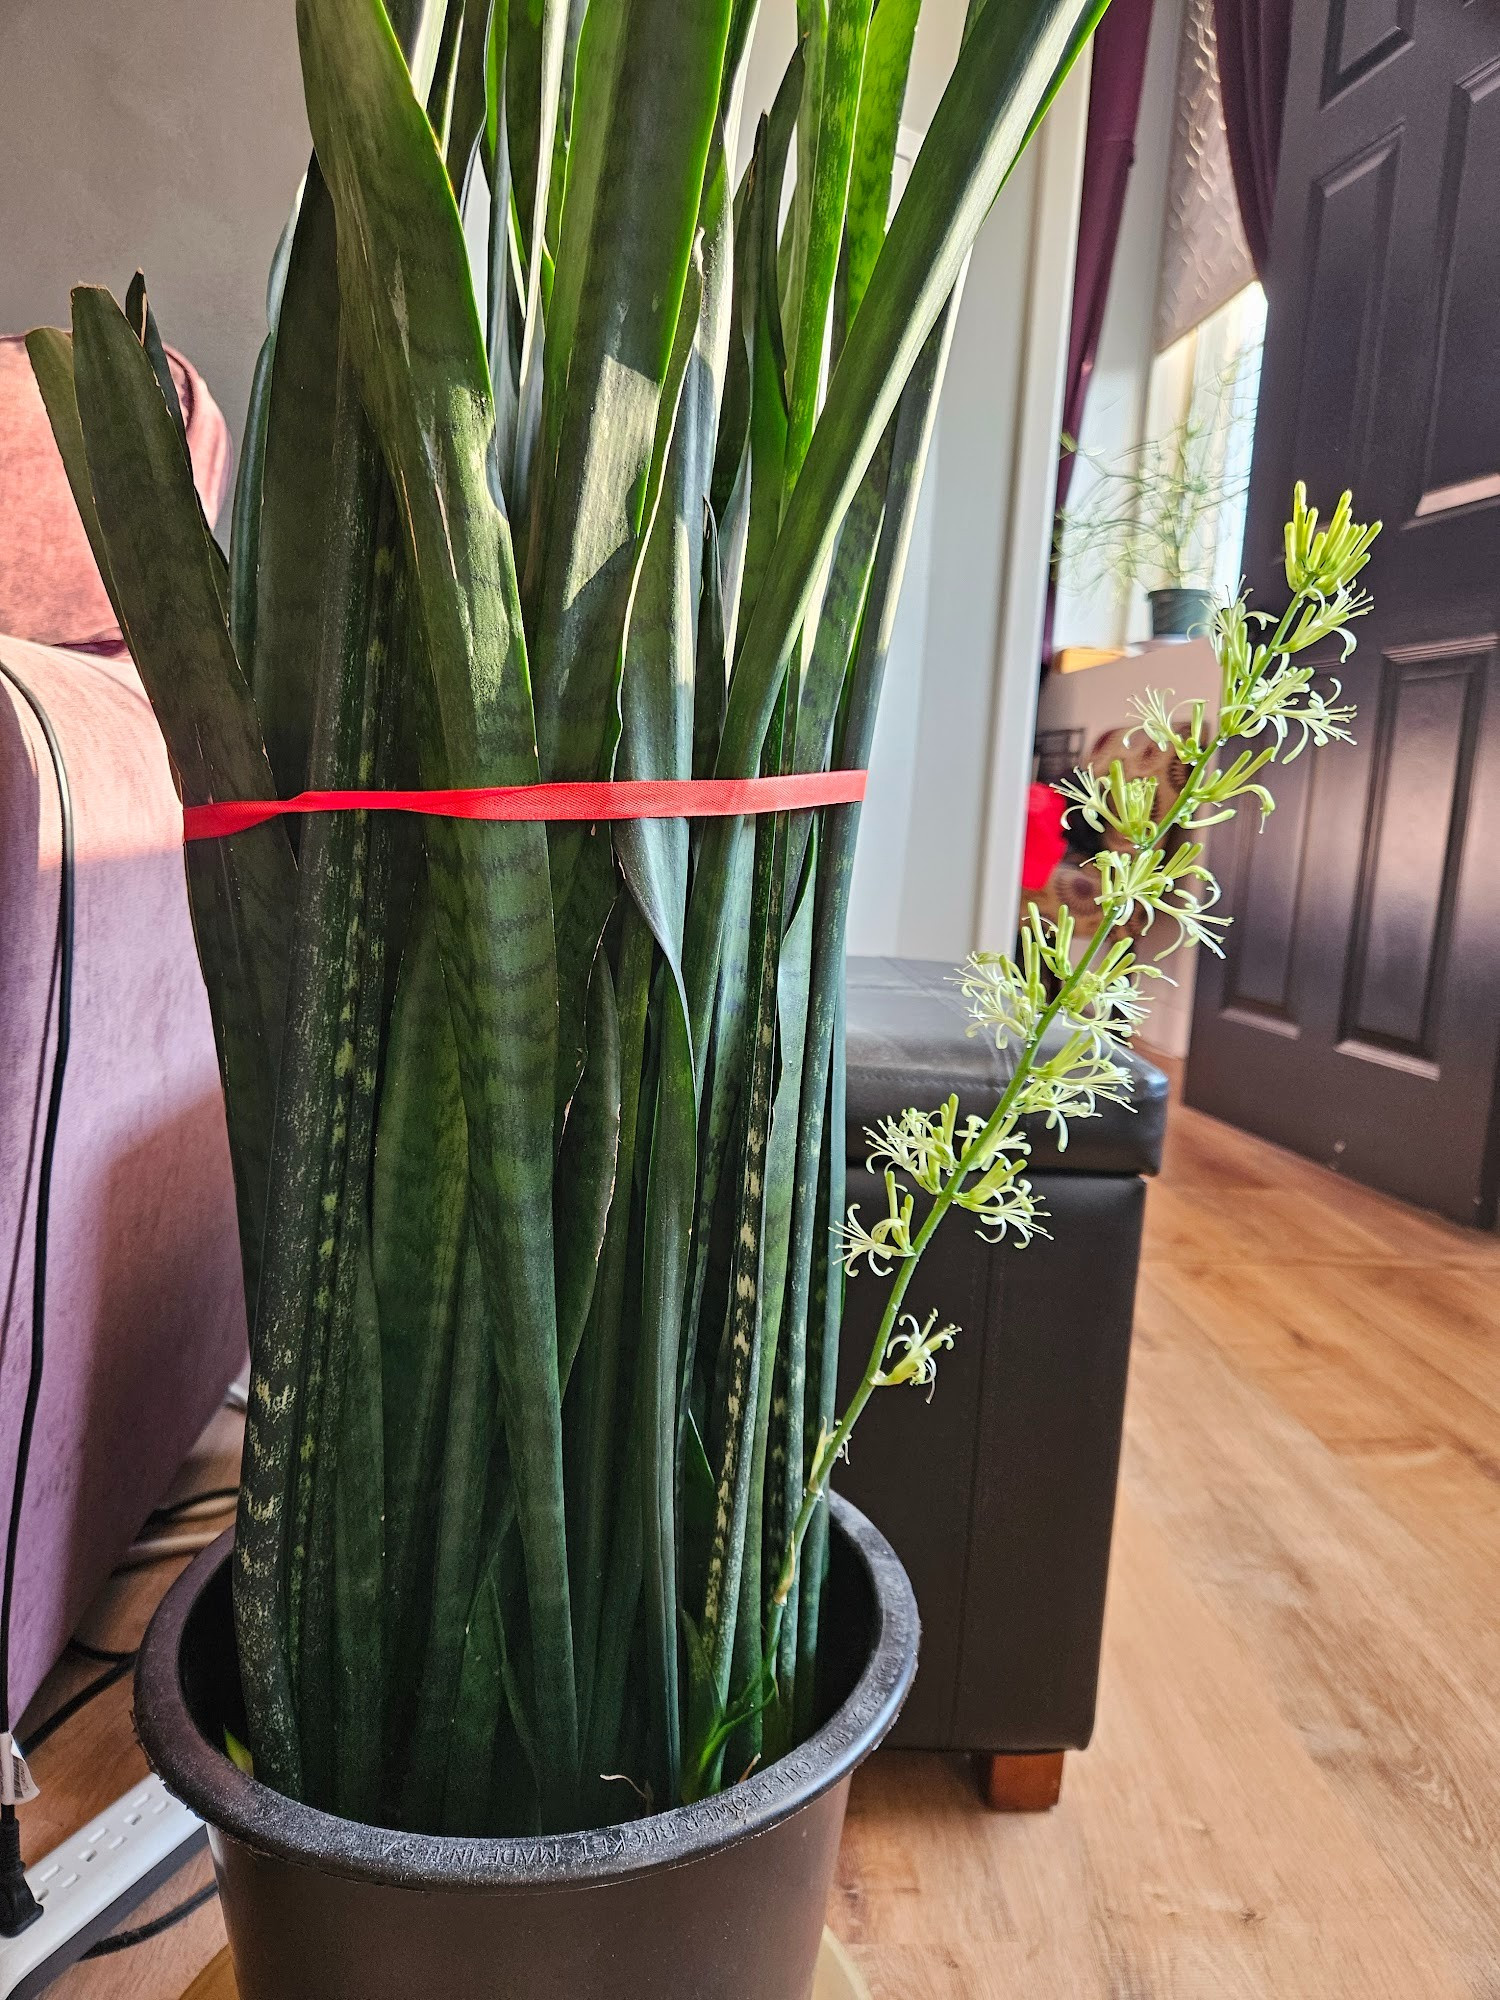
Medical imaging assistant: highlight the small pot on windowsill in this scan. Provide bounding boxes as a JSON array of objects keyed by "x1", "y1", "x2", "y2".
[
  {"x1": 134, "y1": 1495, "x2": 915, "y2": 2000},
  {"x1": 1148, "y1": 586, "x2": 1215, "y2": 639}
]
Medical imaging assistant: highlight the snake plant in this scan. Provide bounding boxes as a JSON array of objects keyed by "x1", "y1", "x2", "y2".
[{"x1": 27, "y1": 0, "x2": 1377, "y2": 1838}]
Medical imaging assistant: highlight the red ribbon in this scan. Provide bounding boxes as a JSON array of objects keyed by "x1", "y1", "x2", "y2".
[{"x1": 182, "y1": 769, "x2": 868, "y2": 842}]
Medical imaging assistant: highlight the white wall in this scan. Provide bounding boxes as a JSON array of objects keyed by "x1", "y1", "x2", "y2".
[
  {"x1": 851, "y1": 59, "x2": 1091, "y2": 964},
  {"x1": 0, "y1": 0, "x2": 312, "y2": 462},
  {"x1": 1053, "y1": 0, "x2": 1186, "y2": 653}
]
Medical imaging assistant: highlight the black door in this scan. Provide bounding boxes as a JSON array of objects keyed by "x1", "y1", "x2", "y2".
[{"x1": 1185, "y1": 0, "x2": 1500, "y2": 1225}]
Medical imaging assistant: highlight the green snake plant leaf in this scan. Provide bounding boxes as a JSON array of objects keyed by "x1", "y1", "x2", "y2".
[
  {"x1": 402, "y1": 1239, "x2": 502, "y2": 1830},
  {"x1": 532, "y1": 0, "x2": 621, "y2": 525},
  {"x1": 534, "y1": 0, "x2": 728, "y2": 1122},
  {"x1": 123, "y1": 271, "x2": 187, "y2": 446},
  {"x1": 332, "y1": 1236, "x2": 387, "y2": 1824},
  {"x1": 425, "y1": 0, "x2": 464, "y2": 136},
  {"x1": 693, "y1": 509, "x2": 729, "y2": 781},
  {"x1": 683, "y1": 0, "x2": 1107, "y2": 1071},
  {"x1": 841, "y1": 0, "x2": 921, "y2": 341},
  {"x1": 442, "y1": 1535, "x2": 507, "y2": 1831},
  {"x1": 55, "y1": 289, "x2": 295, "y2": 1385},
  {"x1": 503, "y1": 0, "x2": 550, "y2": 275},
  {"x1": 783, "y1": 306, "x2": 957, "y2": 1721},
  {"x1": 122, "y1": 271, "x2": 233, "y2": 611},
  {"x1": 793, "y1": 995, "x2": 844, "y2": 1734},
  {"x1": 781, "y1": 0, "x2": 828, "y2": 360},
  {"x1": 733, "y1": 99, "x2": 795, "y2": 655},
  {"x1": 782, "y1": 0, "x2": 874, "y2": 491},
  {"x1": 297, "y1": 0, "x2": 576, "y2": 1809},
  {"x1": 372, "y1": 892, "x2": 469, "y2": 1750},
  {"x1": 264, "y1": 373, "x2": 390, "y2": 1805},
  {"x1": 61, "y1": 287, "x2": 301, "y2": 1779},
  {"x1": 485, "y1": 4, "x2": 521, "y2": 476},
  {"x1": 566, "y1": 905, "x2": 651, "y2": 1765},
  {"x1": 677, "y1": 827, "x2": 753, "y2": 1451},
  {"x1": 554, "y1": 948, "x2": 623, "y2": 1388},
  {"x1": 389, "y1": 0, "x2": 456, "y2": 100},
  {"x1": 24, "y1": 328, "x2": 126, "y2": 637},
  {"x1": 529, "y1": 0, "x2": 732, "y2": 785},
  {"x1": 229, "y1": 327, "x2": 277, "y2": 673},
  {"x1": 510, "y1": 0, "x2": 567, "y2": 517},
  {"x1": 730, "y1": 832, "x2": 816, "y2": 1774},
  {"x1": 611, "y1": 216, "x2": 723, "y2": 1809},
  {"x1": 252, "y1": 164, "x2": 342, "y2": 799},
  {"x1": 444, "y1": 1516, "x2": 540, "y2": 1831},
  {"x1": 688, "y1": 755, "x2": 790, "y2": 1792},
  {"x1": 441, "y1": 0, "x2": 491, "y2": 196},
  {"x1": 226, "y1": 170, "x2": 302, "y2": 675},
  {"x1": 728, "y1": 0, "x2": 1109, "y2": 778}
]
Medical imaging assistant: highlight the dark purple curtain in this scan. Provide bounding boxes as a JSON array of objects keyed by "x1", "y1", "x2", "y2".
[
  {"x1": 1043, "y1": 0, "x2": 1155, "y2": 663},
  {"x1": 1211, "y1": 0, "x2": 1294, "y2": 275}
]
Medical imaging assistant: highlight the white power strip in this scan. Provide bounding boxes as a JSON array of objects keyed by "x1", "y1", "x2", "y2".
[{"x1": 0, "y1": 1776, "x2": 206, "y2": 1998}]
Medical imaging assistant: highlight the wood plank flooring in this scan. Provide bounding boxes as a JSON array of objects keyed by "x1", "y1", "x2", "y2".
[
  {"x1": 21, "y1": 1080, "x2": 1500, "y2": 1997},
  {"x1": 834, "y1": 1074, "x2": 1500, "y2": 1998}
]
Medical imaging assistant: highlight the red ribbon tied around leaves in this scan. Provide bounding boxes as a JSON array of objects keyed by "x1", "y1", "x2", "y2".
[{"x1": 182, "y1": 770, "x2": 869, "y2": 842}]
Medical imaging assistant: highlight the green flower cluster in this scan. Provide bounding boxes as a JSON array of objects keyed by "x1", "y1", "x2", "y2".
[{"x1": 776, "y1": 488, "x2": 1380, "y2": 1604}]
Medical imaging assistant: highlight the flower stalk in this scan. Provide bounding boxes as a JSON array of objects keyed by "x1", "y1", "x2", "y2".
[{"x1": 769, "y1": 483, "x2": 1380, "y2": 1646}]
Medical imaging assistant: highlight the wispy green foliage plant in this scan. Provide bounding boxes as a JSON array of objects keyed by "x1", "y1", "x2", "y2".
[
  {"x1": 28, "y1": 0, "x2": 1375, "y2": 1842},
  {"x1": 1056, "y1": 353, "x2": 1261, "y2": 595}
]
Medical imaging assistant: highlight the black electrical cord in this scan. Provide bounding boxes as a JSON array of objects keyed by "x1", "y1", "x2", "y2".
[
  {"x1": 67, "y1": 1637, "x2": 135, "y2": 1668},
  {"x1": 80, "y1": 1879, "x2": 220, "y2": 1958},
  {"x1": 147, "y1": 1485, "x2": 239, "y2": 1523},
  {"x1": 0, "y1": 658, "x2": 75, "y2": 1937},
  {"x1": 19, "y1": 1654, "x2": 136, "y2": 1758}
]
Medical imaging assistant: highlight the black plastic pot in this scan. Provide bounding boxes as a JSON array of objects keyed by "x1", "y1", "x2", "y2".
[
  {"x1": 135, "y1": 1495, "x2": 917, "y2": 2000},
  {"x1": 1148, "y1": 586, "x2": 1215, "y2": 638}
]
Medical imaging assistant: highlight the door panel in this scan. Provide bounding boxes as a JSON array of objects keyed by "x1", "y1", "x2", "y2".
[
  {"x1": 1223, "y1": 749, "x2": 1315, "y2": 1022},
  {"x1": 1294, "y1": 134, "x2": 1400, "y2": 490},
  {"x1": 1322, "y1": 0, "x2": 1415, "y2": 105},
  {"x1": 1186, "y1": 0, "x2": 1500, "y2": 1224},
  {"x1": 1340, "y1": 648, "x2": 1484, "y2": 1058},
  {"x1": 1421, "y1": 60, "x2": 1500, "y2": 505}
]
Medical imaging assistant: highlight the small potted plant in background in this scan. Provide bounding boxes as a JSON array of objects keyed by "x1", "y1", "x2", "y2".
[
  {"x1": 1056, "y1": 357, "x2": 1258, "y2": 639},
  {"x1": 28, "y1": 0, "x2": 1378, "y2": 1980}
]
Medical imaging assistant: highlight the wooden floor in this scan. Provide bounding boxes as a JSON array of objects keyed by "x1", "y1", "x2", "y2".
[{"x1": 22, "y1": 1083, "x2": 1500, "y2": 1997}]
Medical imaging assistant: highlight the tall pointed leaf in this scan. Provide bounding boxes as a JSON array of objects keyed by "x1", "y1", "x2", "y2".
[
  {"x1": 63, "y1": 288, "x2": 300, "y2": 1774},
  {"x1": 298, "y1": 0, "x2": 576, "y2": 1810},
  {"x1": 57, "y1": 298, "x2": 294, "y2": 1316},
  {"x1": 530, "y1": 0, "x2": 733, "y2": 784},
  {"x1": 782, "y1": 0, "x2": 873, "y2": 491},
  {"x1": 683, "y1": 0, "x2": 1106, "y2": 1073},
  {"x1": 841, "y1": 0, "x2": 921, "y2": 338},
  {"x1": 727, "y1": 0, "x2": 1107, "y2": 778},
  {"x1": 253, "y1": 165, "x2": 342, "y2": 799},
  {"x1": 373, "y1": 893, "x2": 469, "y2": 1753}
]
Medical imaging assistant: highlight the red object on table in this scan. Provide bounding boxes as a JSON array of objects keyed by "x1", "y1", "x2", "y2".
[{"x1": 1021, "y1": 782, "x2": 1068, "y2": 892}]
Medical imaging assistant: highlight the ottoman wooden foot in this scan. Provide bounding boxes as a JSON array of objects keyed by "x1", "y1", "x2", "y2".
[{"x1": 978, "y1": 1750, "x2": 1065, "y2": 1812}]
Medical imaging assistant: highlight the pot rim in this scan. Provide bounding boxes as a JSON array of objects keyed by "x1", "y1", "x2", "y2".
[{"x1": 134, "y1": 1492, "x2": 918, "y2": 1894}]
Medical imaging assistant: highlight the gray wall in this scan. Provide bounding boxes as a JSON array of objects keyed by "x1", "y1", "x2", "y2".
[
  {"x1": 0, "y1": 0, "x2": 967, "y2": 469},
  {"x1": 0, "y1": 0, "x2": 312, "y2": 466}
]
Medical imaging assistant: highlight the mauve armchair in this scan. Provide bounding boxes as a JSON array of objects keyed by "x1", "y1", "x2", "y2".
[{"x1": 0, "y1": 333, "x2": 245, "y2": 1716}]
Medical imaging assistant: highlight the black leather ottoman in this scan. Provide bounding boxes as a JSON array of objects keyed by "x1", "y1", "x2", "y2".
[{"x1": 836, "y1": 957, "x2": 1167, "y2": 1808}]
